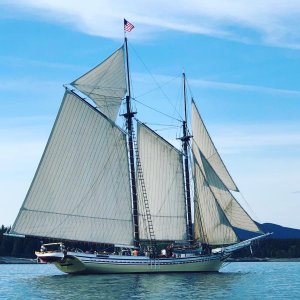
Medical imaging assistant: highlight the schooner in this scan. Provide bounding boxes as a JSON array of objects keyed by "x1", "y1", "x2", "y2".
[{"x1": 8, "y1": 25, "x2": 270, "y2": 274}]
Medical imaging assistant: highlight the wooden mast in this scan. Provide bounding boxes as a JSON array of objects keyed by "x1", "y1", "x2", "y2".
[
  {"x1": 124, "y1": 37, "x2": 139, "y2": 247},
  {"x1": 182, "y1": 72, "x2": 193, "y2": 243}
]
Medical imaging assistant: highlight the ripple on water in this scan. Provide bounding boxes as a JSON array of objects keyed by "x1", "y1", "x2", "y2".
[{"x1": 0, "y1": 262, "x2": 299, "y2": 299}]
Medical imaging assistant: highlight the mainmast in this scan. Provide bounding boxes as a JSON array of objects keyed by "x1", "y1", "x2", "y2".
[
  {"x1": 124, "y1": 37, "x2": 140, "y2": 247},
  {"x1": 181, "y1": 72, "x2": 193, "y2": 243}
]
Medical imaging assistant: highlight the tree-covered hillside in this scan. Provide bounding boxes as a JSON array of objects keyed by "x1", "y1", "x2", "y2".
[{"x1": 1, "y1": 224, "x2": 300, "y2": 259}]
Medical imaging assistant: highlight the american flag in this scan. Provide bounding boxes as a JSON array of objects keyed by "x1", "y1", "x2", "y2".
[{"x1": 124, "y1": 19, "x2": 134, "y2": 32}]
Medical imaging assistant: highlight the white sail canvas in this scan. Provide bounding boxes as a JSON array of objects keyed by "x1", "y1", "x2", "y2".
[
  {"x1": 137, "y1": 122, "x2": 187, "y2": 241},
  {"x1": 200, "y1": 152, "x2": 263, "y2": 233},
  {"x1": 192, "y1": 101, "x2": 239, "y2": 192},
  {"x1": 11, "y1": 91, "x2": 134, "y2": 245},
  {"x1": 8, "y1": 42, "x2": 269, "y2": 275},
  {"x1": 193, "y1": 156, "x2": 238, "y2": 245},
  {"x1": 71, "y1": 46, "x2": 127, "y2": 121}
]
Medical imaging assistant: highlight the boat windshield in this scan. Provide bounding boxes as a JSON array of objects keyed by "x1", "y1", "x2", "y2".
[{"x1": 40, "y1": 243, "x2": 65, "y2": 252}]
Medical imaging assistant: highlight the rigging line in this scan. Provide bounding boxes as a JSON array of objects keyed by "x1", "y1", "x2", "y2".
[
  {"x1": 182, "y1": 73, "x2": 193, "y2": 126},
  {"x1": 44, "y1": 146, "x2": 116, "y2": 236},
  {"x1": 193, "y1": 176, "x2": 206, "y2": 243},
  {"x1": 132, "y1": 99, "x2": 181, "y2": 122},
  {"x1": 191, "y1": 136, "x2": 218, "y2": 162},
  {"x1": 44, "y1": 124, "x2": 131, "y2": 238},
  {"x1": 185, "y1": 76, "x2": 195, "y2": 100},
  {"x1": 238, "y1": 191, "x2": 262, "y2": 224},
  {"x1": 140, "y1": 123, "x2": 181, "y2": 133},
  {"x1": 128, "y1": 41, "x2": 183, "y2": 121},
  {"x1": 153, "y1": 127, "x2": 180, "y2": 132},
  {"x1": 83, "y1": 49, "x2": 120, "y2": 98},
  {"x1": 155, "y1": 157, "x2": 184, "y2": 215},
  {"x1": 196, "y1": 158, "x2": 238, "y2": 243},
  {"x1": 24, "y1": 209, "x2": 131, "y2": 222},
  {"x1": 144, "y1": 123, "x2": 180, "y2": 127},
  {"x1": 134, "y1": 74, "x2": 181, "y2": 99},
  {"x1": 194, "y1": 134, "x2": 260, "y2": 232}
]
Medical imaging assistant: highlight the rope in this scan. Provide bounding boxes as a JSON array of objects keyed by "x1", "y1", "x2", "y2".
[
  {"x1": 132, "y1": 98, "x2": 182, "y2": 122},
  {"x1": 128, "y1": 41, "x2": 183, "y2": 121}
]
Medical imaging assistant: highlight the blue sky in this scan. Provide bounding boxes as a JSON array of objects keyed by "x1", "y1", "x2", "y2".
[{"x1": 0, "y1": 1, "x2": 300, "y2": 229}]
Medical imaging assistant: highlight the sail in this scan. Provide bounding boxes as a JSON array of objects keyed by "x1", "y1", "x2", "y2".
[
  {"x1": 71, "y1": 46, "x2": 126, "y2": 121},
  {"x1": 137, "y1": 122, "x2": 187, "y2": 241},
  {"x1": 193, "y1": 155, "x2": 238, "y2": 245},
  {"x1": 10, "y1": 91, "x2": 134, "y2": 245},
  {"x1": 192, "y1": 100, "x2": 239, "y2": 191},
  {"x1": 200, "y1": 150, "x2": 263, "y2": 233}
]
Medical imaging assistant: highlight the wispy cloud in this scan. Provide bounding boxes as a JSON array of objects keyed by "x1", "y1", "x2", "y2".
[
  {"x1": 211, "y1": 122, "x2": 300, "y2": 154},
  {"x1": 4, "y1": 0, "x2": 300, "y2": 48},
  {"x1": 0, "y1": 55, "x2": 83, "y2": 71},
  {"x1": 133, "y1": 72, "x2": 300, "y2": 98},
  {"x1": 0, "y1": 77, "x2": 60, "y2": 92},
  {"x1": 134, "y1": 72, "x2": 300, "y2": 153},
  {"x1": 189, "y1": 78, "x2": 300, "y2": 97}
]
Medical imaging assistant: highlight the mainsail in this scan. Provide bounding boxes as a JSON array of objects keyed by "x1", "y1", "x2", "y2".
[
  {"x1": 10, "y1": 91, "x2": 134, "y2": 245},
  {"x1": 192, "y1": 100, "x2": 238, "y2": 191},
  {"x1": 71, "y1": 46, "x2": 127, "y2": 121},
  {"x1": 137, "y1": 122, "x2": 187, "y2": 241}
]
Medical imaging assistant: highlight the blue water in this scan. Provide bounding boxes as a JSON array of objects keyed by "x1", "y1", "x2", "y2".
[{"x1": 0, "y1": 262, "x2": 299, "y2": 299}]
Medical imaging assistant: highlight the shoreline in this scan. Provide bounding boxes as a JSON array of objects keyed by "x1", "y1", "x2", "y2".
[{"x1": 0, "y1": 256, "x2": 37, "y2": 264}]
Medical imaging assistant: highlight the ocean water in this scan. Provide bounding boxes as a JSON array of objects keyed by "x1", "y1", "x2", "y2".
[{"x1": 0, "y1": 262, "x2": 299, "y2": 299}]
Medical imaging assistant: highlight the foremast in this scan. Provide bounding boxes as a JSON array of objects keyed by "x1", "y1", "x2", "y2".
[
  {"x1": 181, "y1": 73, "x2": 193, "y2": 244},
  {"x1": 124, "y1": 37, "x2": 140, "y2": 247}
]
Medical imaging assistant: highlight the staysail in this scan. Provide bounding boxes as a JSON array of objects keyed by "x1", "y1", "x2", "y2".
[
  {"x1": 71, "y1": 46, "x2": 126, "y2": 121},
  {"x1": 192, "y1": 99, "x2": 262, "y2": 239},
  {"x1": 193, "y1": 154, "x2": 238, "y2": 245},
  {"x1": 10, "y1": 91, "x2": 134, "y2": 245},
  {"x1": 192, "y1": 100, "x2": 238, "y2": 191},
  {"x1": 137, "y1": 122, "x2": 187, "y2": 241},
  {"x1": 200, "y1": 151, "x2": 262, "y2": 233}
]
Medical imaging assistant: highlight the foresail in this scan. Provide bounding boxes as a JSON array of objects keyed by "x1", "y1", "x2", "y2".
[
  {"x1": 71, "y1": 46, "x2": 126, "y2": 121},
  {"x1": 192, "y1": 100, "x2": 238, "y2": 191},
  {"x1": 193, "y1": 155, "x2": 238, "y2": 245},
  {"x1": 10, "y1": 91, "x2": 134, "y2": 245},
  {"x1": 137, "y1": 122, "x2": 187, "y2": 241},
  {"x1": 200, "y1": 150, "x2": 263, "y2": 234}
]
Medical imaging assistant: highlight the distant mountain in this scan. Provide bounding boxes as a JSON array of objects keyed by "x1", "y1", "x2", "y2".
[
  {"x1": 235, "y1": 223, "x2": 300, "y2": 240},
  {"x1": 259, "y1": 223, "x2": 300, "y2": 239}
]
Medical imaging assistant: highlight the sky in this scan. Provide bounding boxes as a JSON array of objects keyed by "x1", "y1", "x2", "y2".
[{"x1": 0, "y1": 0, "x2": 300, "y2": 230}]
